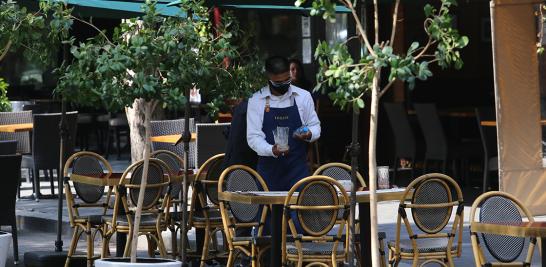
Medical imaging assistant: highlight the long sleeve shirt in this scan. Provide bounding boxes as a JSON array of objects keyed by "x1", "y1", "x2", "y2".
[{"x1": 246, "y1": 85, "x2": 321, "y2": 157}]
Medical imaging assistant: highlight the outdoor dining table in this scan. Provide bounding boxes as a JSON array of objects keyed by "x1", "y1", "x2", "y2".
[
  {"x1": 218, "y1": 187, "x2": 408, "y2": 267},
  {"x1": 471, "y1": 221, "x2": 546, "y2": 266},
  {"x1": 0, "y1": 123, "x2": 33, "y2": 132},
  {"x1": 481, "y1": 120, "x2": 546, "y2": 127},
  {"x1": 149, "y1": 133, "x2": 196, "y2": 143}
]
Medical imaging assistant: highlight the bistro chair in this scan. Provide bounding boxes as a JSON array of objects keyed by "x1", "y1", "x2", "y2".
[
  {"x1": 218, "y1": 165, "x2": 270, "y2": 267},
  {"x1": 0, "y1": 111, "x2": 32, "y2": 155},
  {"x1": 150, "y1": 118, "x2": 196, "y2": 169},
  {"x1": 63, "y1": 151, "x2": 114, "y2": 267},
  {"x1": 313, "y1": 162, "x2": 387, "y2": 266},
  {"x1": 187, "y1": 153, "x2": 227, "y2": 267},
  {"x1": 388, "y1": 173, "x2": 464, "y2": 267},
  {"x1": 469, "y1": 191, "x2": 537, "y2": 266},
  {"x1": 151, "y1": 150, "x2": 186, "y2": 259},
  {"x1": 475, "y1": 108, "x2": 498, "y2": 192},
  {"x1": 0, "y1": 140, "x2": 17, "y2": 155},
  {"x1": 281, "y1": 175, "x2": 349, "y2": 267},
  {"x1": 383, "y1": 102, "x2": 416, "y2": 182},
  {"x1": 0, "y1": 154, "x2": 22, "y2": 265},
  {"x1": 101, "y1": 158, "x2": 171, "y2": 258},
  {"x1": 194, "y1": 123, "x2": 229, "y2": 168}
]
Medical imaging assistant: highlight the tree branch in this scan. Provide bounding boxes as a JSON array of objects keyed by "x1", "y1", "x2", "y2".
[
  {"x1": 374, "y1": 0, "x2": 379, "y2": 44},
  {"x1": 389, "y1": 0, "x2": 401, "y2": 46},
  {"x1": 0, "y1": 40, "x2": 12, "y2": 63},
  {"x1": 378, "y1": 78, "x2": 396, "y2": 98},
  {"x1": 71, "y1": 16, "x2": 113, "y2": 45},
  {"x1": 341, "y1": 0, "x2": 376, "y2": 56}
]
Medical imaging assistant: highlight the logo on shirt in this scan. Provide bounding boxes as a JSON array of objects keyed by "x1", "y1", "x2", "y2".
[{"x1": 274, "y1": 115, "x2": 289, "y2": 121}]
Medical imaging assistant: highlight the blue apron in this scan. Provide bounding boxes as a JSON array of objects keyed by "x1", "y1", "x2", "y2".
[{"x1": 257, "y1": 95, "x2": 309, "y2": 191}]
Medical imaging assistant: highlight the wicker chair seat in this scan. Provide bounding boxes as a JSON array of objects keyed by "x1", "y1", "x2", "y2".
[
  {"x1": 388, "y1": 239, "x2": 457, "y2": 254},
  {"x1": 103, "y1": 214, "x2": 160, "y2": 227},
  {"x1": 286, "y1": 242, "x2": 345, "y2": 256}
]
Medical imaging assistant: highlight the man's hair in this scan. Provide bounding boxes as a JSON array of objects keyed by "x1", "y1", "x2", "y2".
[{"x1": 265, "y1": 56, "x2": 290, "y2": 75}]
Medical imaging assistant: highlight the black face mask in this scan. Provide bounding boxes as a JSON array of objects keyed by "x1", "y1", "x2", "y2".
[{"x1": 269, "y1": 80, "x2": 291, "y2": 95}]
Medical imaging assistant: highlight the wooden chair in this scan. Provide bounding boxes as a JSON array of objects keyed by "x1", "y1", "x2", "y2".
[
  {"x1": 187, "y1": 153, "x2": 227, "y2": 266},
  {"x1": 63, "y1": 151, "x2": 113, "y2": 267},
  {"x1": 313, "y1": 162, "x2": 387, "y2": 266},
  {"x1": 470, "y1": 191, "x2": 537, "y2": 266},
  {"x1": 281, "y1": 175, "x2": 349, "y2": 267},
  {"x1": 218, "y1": 165, "x2": 270, "y2": 267},
  {"x1": 101, "y1": 158, "x2": 171, "y2": 258},
  {"x1": 151, "y1": 150, "x2": 186, "y2": 259},
  {"x1": 388, "y1": 173, "x2": 464, "y2": 267}
]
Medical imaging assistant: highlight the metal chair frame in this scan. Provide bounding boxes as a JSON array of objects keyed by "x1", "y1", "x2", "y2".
[
  {"x1": 388, "y1": 173, "x2": 464, "y2": 267},
  {"x1": 469, "y1": 191, "x2": 537, "y2": 267},
  {"x1": 218, "y1": 165, "x2": 270, "y2": 267},
  {"x1": 101, "y1": 158, "x2": 171, "y2": 258},
  {"x1": 281, "y1": 176, "x2": 350, "y2": 267},
  {"x1": 63, "y1": 151, "x2": 114, "y2": 267},
  {"x1": 187, "y1": 153, "x2": 227, "y2": 267}
]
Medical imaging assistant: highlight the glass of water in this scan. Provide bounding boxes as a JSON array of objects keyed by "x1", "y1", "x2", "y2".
[
  {"x1": 273, "y1": 126, "x2": 290, "y2": 152},
  {"x1": 377, "y1": 166, "x2": 390, "y2": 189}
]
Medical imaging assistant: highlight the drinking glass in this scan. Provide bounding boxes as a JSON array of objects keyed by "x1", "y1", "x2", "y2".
[
  {"x1": 273, "y1": 126, "x2": 290, "y2": 152},
  {"x1": 377, "y1": 166, "x2": 390, "y2": 189}
]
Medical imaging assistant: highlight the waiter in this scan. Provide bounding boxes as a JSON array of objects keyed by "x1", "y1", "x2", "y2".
[{"x1": 247, "y1": 56, "x2": 321, "y2": 191}]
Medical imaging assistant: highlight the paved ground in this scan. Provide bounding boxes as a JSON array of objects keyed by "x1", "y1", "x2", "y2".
[{"x1": 4, "y1": 159, "x2": 544, "y2": 266}]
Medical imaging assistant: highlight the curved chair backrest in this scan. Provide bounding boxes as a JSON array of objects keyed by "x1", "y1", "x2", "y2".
[
  {"x1": 194, "y1": 154, "x2": 225, "y2": 206},
  {"x1": 0, "y1": 140, "x2": 17, "y2": 155},
  {"x1": 150, "y1": 118, "x2": 195, "y2": 168},
  {"x1": 218, "y1": 165, "x2": 269, "y2": 249},
  {"x1": 195, "y1": 123, "x2": 230, "y2": 168},
  {"x1": 0, "y1": 154, "x2": 22, "y2": 226},
  {"x1": 121, "y1": 159, "x2": 171, "y2": 211},
  {"x1": 151, "y1": 150, "x2": 184, "y2": 199},
  {"x1": 394, "y1": 173, "x2": 464, "y2": 257},
  {"x1": 470, "y1": 191, "x2": 536, "y2": 266},
  {"x1": 313, "y1": 162, "x2": 367, "y2": 188},
  {"x1": 383, "y1": 102, "x2": 416, "y2": 160},
  {"x1": 33, "y1": 112, "x2": 78, "y2": 169},
  {"x1": 64, "y1": 151, "x2": 112, "y2": 204},
  {"x1": 0, "y1": 111, "x2": 32, "y2": 154},
  {"x1": 413, "y1": 103, "x2": 448, "y2": 160}
]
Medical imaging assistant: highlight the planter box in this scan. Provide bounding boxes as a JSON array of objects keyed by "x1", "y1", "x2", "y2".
[
  {"x1": 95, "y1": 258, "x2": 181, "y2": 267},
  {"x1": 0, "y1": 231, "x2": 12, "y2": 267}
]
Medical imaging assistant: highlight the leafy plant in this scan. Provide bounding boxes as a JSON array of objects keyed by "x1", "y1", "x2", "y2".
[
  {"x1": 55, "y1": 0, "x2": 237, "y2": 262},
  {"x1": 0, "y1": 78, "x2": 11, "y2": 112},
  {"x1": 296, "y1": 0, "x2": 468, "y2": 265}
]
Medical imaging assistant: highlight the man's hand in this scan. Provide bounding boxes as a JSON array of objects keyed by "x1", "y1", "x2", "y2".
[
  {"x1": 293, "y1": 131, "x2": 312, "y2": 141},
  {"x1": 272, "y1": 144, "x2": 289, "y2": 157}
]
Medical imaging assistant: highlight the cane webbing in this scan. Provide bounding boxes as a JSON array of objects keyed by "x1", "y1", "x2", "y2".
[
  {"x1": 153, "y1": 152, "x2": 182, "y2": 198},
  {"x1": 204, "y1": 156, "x2": 223, "y2": 205},
  {"x1": 129, "y1": 162, "x2": 165, "y2": 210},
  {"x1": 72, "y1": 156, "x2": 106, "y2": 204},
  {"x1": 225, "y1": 169, "x2": 261, "y2": 223},
  {"x1": 297, "y1": 181, "x2": 338, "y2": 236},
  {"x1": 479, "y1": 196, "x2": 525, "y2": 263},
  {"x1": 412, "y1": 179, "x2": 451, "y2": 234}
]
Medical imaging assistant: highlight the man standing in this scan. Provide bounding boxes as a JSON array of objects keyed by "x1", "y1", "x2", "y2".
[{"x1": 247, "y1": 56, "x2": 321, "y2": 191}]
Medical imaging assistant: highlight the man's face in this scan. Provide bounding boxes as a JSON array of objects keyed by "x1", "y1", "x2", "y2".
[
  {"x1": 268, "y1": 71, "x2": 291, "y2": 84},
  {"x1": 267, "y1": 71, "x2": 291, "y2": 95}
]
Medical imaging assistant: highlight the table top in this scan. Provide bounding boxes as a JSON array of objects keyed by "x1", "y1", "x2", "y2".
[
  {"x1": 218, "y1": 188, "x2": 408, "y2": 205},
  {"x1": 0, "y1": 123, "x2": 33, "y2": 133},
  {"x1": 481, "y1": 120, "x2": 546, "y2": 127},
  {"x1": 471, "y1": 221, "x2": 546, "y2": 237},
  {"x1": 150, "y1": 133, "x2": 196, "y2": 143}
]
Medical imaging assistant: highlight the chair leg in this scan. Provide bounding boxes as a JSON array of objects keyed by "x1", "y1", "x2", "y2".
[
  {"x1": 49, "y1": 169, "x2": 55, "y2": 196},
  {"x1": 170, "y1": 228, "x2": 178, "y2": 259},
  {"x1": 11, "y1": 224, "x2": 18, "y2": 264},
  {"x1": 33, "y1": 168, "x2": 40, "y2": 201},
  {"x1": 483, "y1": 158, "x2": 489, "y2": 193},
  {"x1": 156, "y1": 232, "x2": 167, "y2": 258},
  {"x1": 101, "y1": 232, "x2": 111, "y2": 259},
  {"x1": 65, "y1": 228, "x2": 80, "y2": 267},
  {"x1": 86, "y1": 223, "x2": 94, "y2": 267},
  {"x1": 199, "y1": 228, "x2": 211, "y2": 267}
]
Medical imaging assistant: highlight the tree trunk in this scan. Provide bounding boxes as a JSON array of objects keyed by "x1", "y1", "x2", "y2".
[
  {"x1": 130, "y1": 100, "x2": 153, "y2": 262},
  {"x1": 126, "y1": 99, "x2": 150, "y2": 163},
  {"x1": 368, "y1": 72, "x2": 381, "y2": 266}
]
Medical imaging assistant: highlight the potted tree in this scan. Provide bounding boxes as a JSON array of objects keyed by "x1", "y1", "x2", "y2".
[
  {"x1": 56, "y1": 1, "x2": 236, "y2": 265},
  {"x1": 297, "y1": 0, "x2": 468, "y2": 265}
]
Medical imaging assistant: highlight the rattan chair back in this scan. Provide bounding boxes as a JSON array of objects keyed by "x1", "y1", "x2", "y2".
[
  {"x1": 390, "y1": 173, "x2": 464, "y2": 265},
  {"x1": 63, "y1": 151, "x2": 113, "y2": 223},
  {"x1": 282, "y1": 176, "x2": 349, "y2": 266},
  {"x1": 313, "y1": 162, "x2": 367, "y2": 188},
  {"x1": 151, "y1": 150, "x2": 184, "y2": 199},
  {"x1": 469, "y1": 191, "x2": 536, "y2": 266},
  {"x1": 124, "y1": 159, "x2": 170, "y2": 211},
  {"x1": 194, "y1": 153, "x2": 225, "y2": 207},
  {"x1": 150, "y1": 118, "x2": 195, "y2": 168}
]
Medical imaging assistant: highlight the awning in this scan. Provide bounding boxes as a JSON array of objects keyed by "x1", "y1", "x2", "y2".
[
  {"x1": 167, "y1": 0, "x2": 351, "y2": 13},
  {"x1": 21, "y1": 0, "x2": 187, "y2": 19}
]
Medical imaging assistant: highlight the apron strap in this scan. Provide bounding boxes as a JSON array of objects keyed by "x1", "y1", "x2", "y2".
[{"x1": 264, "y1": 94, "x2": 296, "y2": 113}]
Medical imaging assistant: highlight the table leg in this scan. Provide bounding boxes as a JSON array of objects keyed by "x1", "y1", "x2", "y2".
[
  {"x1": 540, "y1": 237, "x2": 546, "y2": 267},
  {"x1": 360, "y1": 202, "x2": 372, "y2": 267},
  {"x1": 271, "y1": 204, "x2": 283, "y2": 267},
  {"x1": 542, "y1": 237, "x2": 546, "y2": 267},
  {"x1": 116, "y1": 187, "x2": 127, "y2": 257}
]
